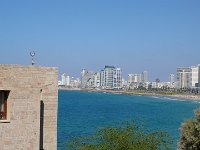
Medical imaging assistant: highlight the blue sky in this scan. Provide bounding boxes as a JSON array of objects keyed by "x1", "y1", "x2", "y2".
[{"x1": 0, "y1": 0, "x2": 200, "y2": 81}]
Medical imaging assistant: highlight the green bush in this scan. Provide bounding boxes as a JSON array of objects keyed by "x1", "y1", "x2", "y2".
[
  {"x1": 66, "y1": 122, "x2": 173, "y2": 150},
  {"x1": 178, "y1": 108, "x2": 200, "y2": 149}
]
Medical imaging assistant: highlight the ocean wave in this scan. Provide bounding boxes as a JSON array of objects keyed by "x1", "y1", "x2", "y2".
[
  {"x1": 162, "y1": 97, "x2": 185, "y2": 101},
  {"x1": 113, "y1": 93, "x2": 122, "y2": 95},
  {"x1": 152, "y1": 96, "x2": 187, "y2": 102},
  {"x1": 152, "y1": 96, "x2": 160, "y2": 99},
  {"x1": 191, "y1": 101, "x2": 200, "y2": 104}
]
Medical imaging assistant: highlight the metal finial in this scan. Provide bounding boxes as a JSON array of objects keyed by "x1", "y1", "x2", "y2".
[{"x1": 30, "y1": 51, "x2": 35, "y2": 65}]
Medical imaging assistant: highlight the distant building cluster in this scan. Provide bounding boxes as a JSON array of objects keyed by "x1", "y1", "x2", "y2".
[
  {"x1": 127, "y1": 71, "x2": 148, "y2": 89},
  {"x1": 58, "y1": 65, "x2": 122, "y2": 90},
  {"x1": 58, "y1": 64, "x2": 200, "y2": 90},
  {"x1": 58, "y1": 73, "x2": 80, "y2": 89}
]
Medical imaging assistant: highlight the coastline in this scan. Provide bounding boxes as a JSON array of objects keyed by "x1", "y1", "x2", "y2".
[{"x1": 58, "y1": 87, "x2": 200, "y2": 101}]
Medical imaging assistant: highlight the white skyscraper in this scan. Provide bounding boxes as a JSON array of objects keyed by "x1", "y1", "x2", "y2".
[
  {"x1": 169, "y1": 74, "x2": 174, "y2": 84},
  {"x1": 141, "y1": 71, "x2": 148, "y2": 83},
  {"x1": 190, "y1": 65, "x2": 200, "y2": 88},
  {"x1": 81, "y1": 69, "x2": 87, "y2": 78},
  {"x1": 113, "y1": 68, "x2": 122, "y2": 89},
  {"x1": 100, "y1": 66, "x2": 122, "y2": 89},
  {"x1": 61, "y1": 73, "x2": 67, "y2": 85},
  {"x1": 93, "y1": 72, "x2": 100, "y2": 88},
  {"x1": 169, "y1": 74, "x2": 175, "y2": 88},
  {"x1": 61, "y1": 73, "x2": 70, "y2": 86},
  {"x1": 67, "y1": 76, "x2": 71, "y2": 86},
  {"x1": 128, "y1": 74, "x2": 141, "y2": 84},
  {"x1": 128, "y1": 74, "x2": 133, "y2": 85},
  {"x1": 100, "y1": 66, "x2": 115, "y2": 88},
  {"x1": 176, "y1": 67, "x2": 191, "y2": 89}
]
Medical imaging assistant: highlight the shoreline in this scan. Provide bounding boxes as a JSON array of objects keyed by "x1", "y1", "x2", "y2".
[{"x1": 58, "y1": 88, "x2": 200, "y2": 101}]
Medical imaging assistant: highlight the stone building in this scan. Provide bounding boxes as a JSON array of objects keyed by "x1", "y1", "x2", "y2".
[{"x1": 0, "y1": 64, "x2": 58, "y2": 150}]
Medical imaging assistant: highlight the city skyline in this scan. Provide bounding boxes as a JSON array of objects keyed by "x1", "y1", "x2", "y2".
[{"x1": 1, "y1": 1, "x2": 200, "y2": 81}]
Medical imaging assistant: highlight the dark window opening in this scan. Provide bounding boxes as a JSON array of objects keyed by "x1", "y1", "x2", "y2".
[
  {"x1": 0, "y1": 90, "x2": 10, "y2": 120},
  {"x1": 40, "y1": 100, "x2": 44, "y2": 150}
]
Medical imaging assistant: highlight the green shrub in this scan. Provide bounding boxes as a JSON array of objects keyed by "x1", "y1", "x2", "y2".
[
  {"x1": 178, "y1": 108, "x2": 200, "y2": 149},
  {"x1": 66, "y1": 122, "x2": 173, "y2": 150}
]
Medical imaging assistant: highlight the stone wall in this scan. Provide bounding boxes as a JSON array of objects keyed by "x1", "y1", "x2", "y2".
[{"x1": 0, "y1": 64, "x2": 58, "y2": 150}]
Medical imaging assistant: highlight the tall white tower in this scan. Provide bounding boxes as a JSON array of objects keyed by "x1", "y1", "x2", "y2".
[{"x1": 141, "y1": 71, "x2": 148, "y2": 83}]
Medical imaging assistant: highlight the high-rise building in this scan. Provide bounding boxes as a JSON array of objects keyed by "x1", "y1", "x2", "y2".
[
  {"x1": 113, "y1": 68, "x2": 122, "y2": 89},
  {"x1": 128, "y1": 74, "x2": 133, "y2": 85},
  {"x1": 128, "y1": 74, "x2": 141, "y2": 84},
  {"x1": 176, "y1": 67, "x2": 191, "y2": 89},
  {"x1": 81, "y1": 68, "x2": 87, "y2": 85},
  {"x1": 70, "y1": 78, "x2": 81, "y2": 88},
  {"x1": 61, "y1": 74, "x2": 66, "y2": 85},
  {"x1": 100, "y1": 69, "x2": 105, "y2": 87},
  {"x1": 80, "y1": 69, "x2": 95, "y2": 88},
  {"x1": 169, "y1": 74, "x2": 175, "y2": 88},
  {"x1": 100, "y1": 66, "x2": 122, "y2": 89},
  {"x1": 190, "y1": 65, "x2": 199, "y2": 88},
  {"x1": 93, "y1": 72, "x2": 100, "y2": 88},
  {"x1": 61, "y1": 73, "x2": 70, "y2": 86},
  {"x1": 141, "y1": 71, "x2": 148, "y2": 83},
  {"x1": 198, "y1": 66, "x2": 200, "y2": 88},
  {"x1": 100, "y1": 66, "x2": 115, "y2": 88},
  {"x1": 81, "y1": 68, "x2": 87, "y2": 77},
  {"x1": 169, "y1": 74, "x2": 174, "y2": 84}
]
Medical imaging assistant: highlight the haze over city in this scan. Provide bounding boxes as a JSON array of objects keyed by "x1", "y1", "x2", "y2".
[{"x1": 1, "y1": 0, "x2": 200, "y2": 81}]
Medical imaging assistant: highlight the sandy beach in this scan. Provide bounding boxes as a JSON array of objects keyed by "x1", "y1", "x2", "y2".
[{"x1": 59, "y1": 87, "x2": 200, "y2": 101}]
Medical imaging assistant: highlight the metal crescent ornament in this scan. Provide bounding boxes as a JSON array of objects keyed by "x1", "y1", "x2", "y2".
[{"x1": 30, "y1": 51, "x2": 35, "y2": 57}]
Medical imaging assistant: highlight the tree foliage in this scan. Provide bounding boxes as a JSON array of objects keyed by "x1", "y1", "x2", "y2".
[
  {"x1": 178, "y1": 108, "x2": 200, "y2": 150},
  {"x1": 66, "y1": 122, "x2": 173, "y2": 150}
]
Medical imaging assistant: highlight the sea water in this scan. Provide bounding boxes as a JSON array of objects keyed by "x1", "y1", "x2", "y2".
[{"x1": 58, "y1": 90, "x2": 200, "y2": 149}]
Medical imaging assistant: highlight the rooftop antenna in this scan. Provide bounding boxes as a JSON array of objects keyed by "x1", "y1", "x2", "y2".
[{"x1": 30, "y1": 51, "x2": 35, "y2": 65}]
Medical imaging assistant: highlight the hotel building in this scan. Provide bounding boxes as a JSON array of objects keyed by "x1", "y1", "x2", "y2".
[
  {"x1": 128, "y1": 74, "x2": 142, "y2": 84},
  {"x1": 100, "y1": 66, "x2": 122, "y2": 89},
  {"x1": 176, "y1": 67, "x2": 191, "y2": 89},
  {"x1": 61, "y1": 73, "x2": 70, "y2": 86},
  {"x1": 93, "y1": 72, "x2": 100, "y2": 88},
  {"x1": 141, "y1": 71, "x2": 148, "y2": 83},
  {"x1": 190, "y1": 65, "x2": 200, "y2": 88}
]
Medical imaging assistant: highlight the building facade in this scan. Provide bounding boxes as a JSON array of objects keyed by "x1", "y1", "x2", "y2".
[
  {"x1": 80, "y1": 69, "x2": 95, "y2": 88},
  {"x1": 0, "y1": 64, "x2": 58, "y2": 150},
  {"x1": 127, "y1": 74, "x2": 142, "y2": 89},
  {"x1": 199, "y1": 66, "x2": 200, "y2": 87},
  {"x1": 176, "y1": 67, "x2": 191, "y2": 89},
  {"x1": 169, "y1": 74, "x2": 175, "y2": 88},
  {"x1": 113, "y1": 68, "x2": 122, "y2": 89},
  {"x1": 100, "y1": 66, "x2": 122, "y2": 89},
  {"x1": 128, "y1": 74, "x2": 142, "y2": 84},
  {"x1": 61, "y1": 73, "x2": 70, "y2": 86},
  {"x1": 93, "y1": 72, "x2": 100, "y2": 88},
  {"x1": 190, "y1": 65, "x2": 200, "y2": 88},
  {"x1": 141, "y1": 71, "x2": 148, "y2": 83}
]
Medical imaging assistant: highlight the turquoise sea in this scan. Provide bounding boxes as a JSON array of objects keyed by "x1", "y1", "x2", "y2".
[{"x1": 58, "y1": 90, "x2": 200, "y2": 149}]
